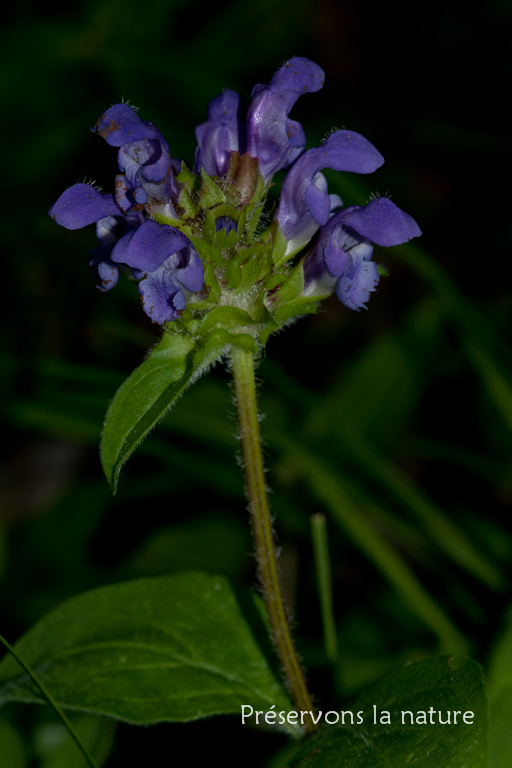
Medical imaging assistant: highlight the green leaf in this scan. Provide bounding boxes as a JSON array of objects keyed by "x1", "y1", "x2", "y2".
[
  {"x1": 100, "y1": 332, "x2": 197, "y2": 492},
  {"x1": 289, "y1": 657, "x2": 489, "y2": 768},
  {"x1": 0, "y1": 574, "x2": 293, "y2": 726}
]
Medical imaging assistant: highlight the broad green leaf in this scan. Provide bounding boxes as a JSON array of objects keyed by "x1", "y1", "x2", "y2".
[
  {"x1": 289, "y1": 657, "x2": 489, "y2": 768},
  {"x1": 0, "y1": 574, "x2": 292, "y2": 726},
  {"x1": 100, "y1": 332, "x2": 197, "y2": 492}
]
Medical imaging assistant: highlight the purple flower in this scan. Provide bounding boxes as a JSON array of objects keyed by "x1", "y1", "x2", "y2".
[
  {"x1": 194, "y1": 57, "x2": 324, "y2": 182},
  {"x1": 109, "y1": 219, "x2": 204, "y2": 324},
  {"x1": 49, "y1": 183, "x2": 143, "y2": 292},
  {"x1": 194, "y1": 89, "x2": 247, "y2": 177},
  {"x1": 246, "y1": 57, "x2": 325, "y2": 180},
  {"x1": 276, "y1": 131, "x2": 385, "y2": 258},
  {"x1": 49, "y1": 183, "x2": 120, "y2": 229},
  {"x1": 49, "y1": 183, "x2": 204, "y2": 320},
  {"x1": 90, "y1": 214, "x2": 144, "y2": 293},
  {"x1": 304, "y1": 197, "x2": 422, "y2": 310},
  {"x1": 50, "y1": 58, "x2": 420, "y2": 328},
  {"x1": 137, "y1": 247, "x2": 204, "y2": 324},
  {"x1": 93, "y1": 103, "x2": 180, "y2": 219}
]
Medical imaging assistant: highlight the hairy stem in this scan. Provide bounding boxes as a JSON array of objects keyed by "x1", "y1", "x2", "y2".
[{"x1": 231, "y1": 346, "x2": 317, "y2": 732}]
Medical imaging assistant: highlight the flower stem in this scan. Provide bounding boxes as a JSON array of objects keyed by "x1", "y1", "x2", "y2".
[
  {"x1": 231, "y1": 346, "x2": 317, "y2": 732},
  {"x1": 0, "y1": 633, "x2": 99, "y2": 768}
]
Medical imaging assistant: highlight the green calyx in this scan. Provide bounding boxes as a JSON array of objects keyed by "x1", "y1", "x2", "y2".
[{"x1": 153, "y1": 154, "x2": 322, "y2": 351}]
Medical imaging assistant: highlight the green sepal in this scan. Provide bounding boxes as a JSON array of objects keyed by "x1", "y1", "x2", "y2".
[
  {"x1": 377, "y1": 263, "x2": 390, "y2": 277},
  {"x1": 100, "y1": 332, "x2": 197, "y2": 492},
  {"x1": 201, "y1": 210, "x2": 217, "y2": 243},
  {"x1": 210, "y1": 202, "x2": 244, "y2": 223},
  {"x1": 273, "y1": 260, "x2": 304, "y2": 303},
  {"x1": 186, "y1": 234, "x2": 224, "y2": 266},
  {"x1": 273, "y1": 296, "x2": 322, "y2": 325},
  {"x1": 214, "y1": 225, "x2": 239, "y2": 254},
  {"x1": 240, "y1": 250, "x2": 272, "y2": 293},
  {"x1": 270, "y1": 220, "x2": 288, "y2": 266},
  {"x1": 177, "y1": 186, "x2": 197, "y2": 220},
  {"x1": 203, "y1": 264, "x2": 221, "y2": 302},
  {"x1": 153, "y1": 212, "x2": 182, "y2": 228},
  {"x1": 224, "y1": 251, "x2": 244, "y2": 290},
  {"x1": 176, "y1": 162, "x2": 200, "y2": 195},
  {"x1": 245, "y1": 203, "x2": 264, "y2": 241},
  {"x1": 199, "y1": 306, "x2": 255, "y2": 336},
  {"x1": 268, "y1": 260, "x2": 324, "y2": 326},
  {"x1": 264, "y1": 272, "x2": 287, "y2": 292},
  {"x1": 188, "y1": 264, "x2": 221, "y2": 312},
  {"x1": 237, "y1": 208, "x2": 247, "y2": 239},
  {"x1": 208, "y1": 203, "x2": 245, "y2": 250},
  {"x1": 199, "y1": 169, "x2": 227, "y2": 208}
]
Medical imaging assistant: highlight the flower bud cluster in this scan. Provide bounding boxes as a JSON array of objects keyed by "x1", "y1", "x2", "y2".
[{"x1": 49, "y1": 58, "x2": 420, "y2": 338}]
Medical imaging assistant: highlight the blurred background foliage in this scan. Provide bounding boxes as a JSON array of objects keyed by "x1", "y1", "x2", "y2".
[{"x1": 1, "y1": 0, "x2": 512, "y2": 765}]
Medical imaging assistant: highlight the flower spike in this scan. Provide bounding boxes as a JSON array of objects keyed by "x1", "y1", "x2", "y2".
[{"x1": 50, "y1": 58, "x2": 420, "y2": 330}]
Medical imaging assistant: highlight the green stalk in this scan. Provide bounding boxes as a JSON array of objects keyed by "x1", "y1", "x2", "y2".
[
  {"x1": 231, "y1": 346, "x2": 317, "y2": 732},
  {"x1": 0, "y1": 633, "x2": 99, "y2": 768},
  {"x1": 311, "y1": 514, "x2": 338, "y2": 662}
]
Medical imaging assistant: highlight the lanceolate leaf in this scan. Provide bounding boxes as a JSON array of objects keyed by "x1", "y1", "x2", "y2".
[
  {"x1": 100, "y1": 332, "x2": 197, "y2": 492},
  {"x1": 0, "y1": 574, "x2": 293, "y2": 727},
  {"x1": 289, "y1": 657, "x2": 489, "y2": 768}
]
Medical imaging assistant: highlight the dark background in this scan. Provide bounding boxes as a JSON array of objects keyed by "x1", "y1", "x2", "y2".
[{"x1": 1, "y1": 0, "x2": 511, "y2": 765}]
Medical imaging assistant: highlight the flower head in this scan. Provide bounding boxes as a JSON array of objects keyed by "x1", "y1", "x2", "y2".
[{"x1": 49, "y1": 58, "x2": 420, "y2": 334}]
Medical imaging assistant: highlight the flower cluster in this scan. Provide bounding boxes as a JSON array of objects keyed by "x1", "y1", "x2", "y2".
[{"x1": 49, "y1": 57, "x2": 420, "y2": 332}]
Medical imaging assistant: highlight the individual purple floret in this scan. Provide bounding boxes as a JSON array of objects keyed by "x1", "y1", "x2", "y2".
[
  {"x1": 246, "y1": 57, "x2": 325, "y2": 180},
  {"x1": 194, "y1": 89, "x2": 246, "y2": 177},
  {"x1": 49, "y1": 182, "x2": 204, "y2": 321},
  {"x1": 136, "y1": 247, "x2": 204, "y2": 324},
  {"x1": 304, "y1": 197, "x2": 422, "y2": 310},
  {"x1": 108, "y1": 220, "x2": 204, "y2": 323},
  {"x1": 49, "y1": 184, "x2": 120, "y2": 229},
  {"x1": 90, "y1": 213, "x2": 145, "y2": 292},
  {"x1": 93, "y1": 103, "x2": 181, "y2": 219},
  {"x1": 276, "y1": 131, "x2": 385, "y2": 258},
  {"x1": 49, "y1": 183, "x2": 144, "y2": 293}
]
